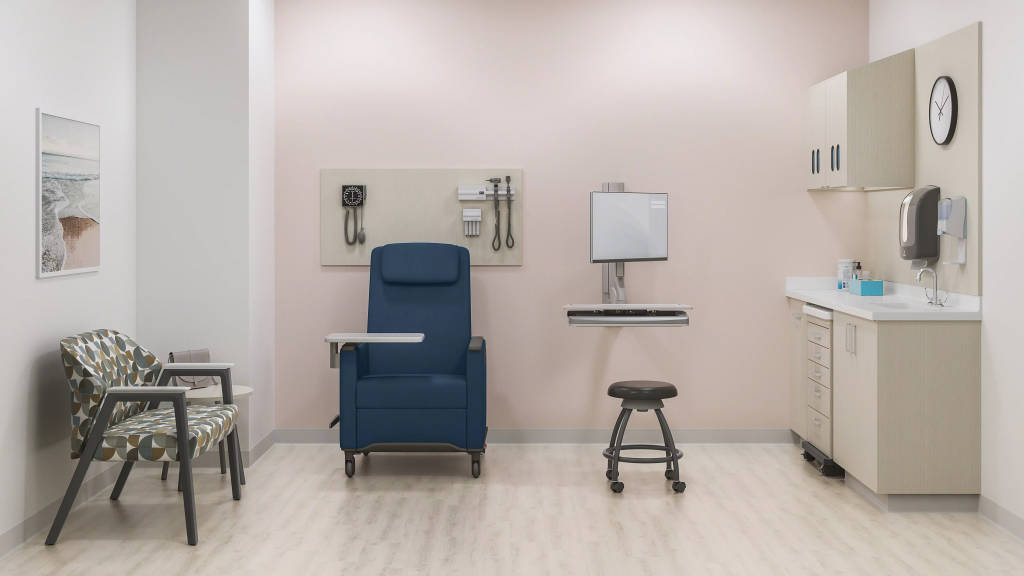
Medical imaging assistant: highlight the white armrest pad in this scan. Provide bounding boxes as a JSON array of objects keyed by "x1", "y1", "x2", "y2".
[
  {"x1": 108, "y1": 386, "x2": 190, "y2": 394},
  {"x1": 325, "y1": 333, "x2": 425, "y2": 344},
  {"x1": 162, "y1": 362, "x2": 235, "y2": 370}
]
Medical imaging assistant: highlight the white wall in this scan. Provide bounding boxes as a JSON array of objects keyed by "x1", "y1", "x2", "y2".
[
  {"x1": 871, "y1": 1, "x2": 1024, "y2": 524},
  {"x1": 0, "y1": 0, "x2": 136, "y2": 537},
  {"x1": 137, "y1": 0, "x2": 276, "y2": 451},
  {"x1": 249, "y1": 0, "x2": 277, "y2": 447}
]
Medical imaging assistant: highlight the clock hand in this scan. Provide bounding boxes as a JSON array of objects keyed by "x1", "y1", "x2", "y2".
[{"x1": 940, "y1": 94, "x2": 949, "y2": 110}]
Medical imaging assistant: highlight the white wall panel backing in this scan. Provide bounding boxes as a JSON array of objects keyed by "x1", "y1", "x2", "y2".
[{"x1": 320, "y1": 168, "x2": 523, "y2": 265}]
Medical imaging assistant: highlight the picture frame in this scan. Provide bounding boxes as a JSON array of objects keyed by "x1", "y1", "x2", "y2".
[{"x1": 37, "y1": 109, "x2": 101, "y2": 278}]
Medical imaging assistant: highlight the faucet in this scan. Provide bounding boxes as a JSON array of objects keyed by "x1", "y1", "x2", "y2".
[{"x1": 916, "y1": 266, "x2": 943, "y2": 306}]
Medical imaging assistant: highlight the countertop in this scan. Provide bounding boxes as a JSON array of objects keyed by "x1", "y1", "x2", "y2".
[{"x1": 785, "y1": 277, "x2": 981, "y2": 321}]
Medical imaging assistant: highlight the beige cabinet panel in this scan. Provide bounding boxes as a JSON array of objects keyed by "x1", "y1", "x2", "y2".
[
  {"x1": 805, "y1": 406, "x2": 832, "y2": 458},
  {"x1": 806, "y1": 321, "x2": 830, "y2": 349},
  {"x1": 788, "y1": 299, "x2": 806, "y2": 437},
  {"x1": 832, "y1": 312, "x2": 879, "y2": 491},
  {"x1": 804, "y1": 81, "x2": 828, "y2": 191},
  {"x1": 826, "y1": 72, "x2": 848, "y2": 187},
  {"x1": 807, "y1": 380, "x2": 831, "y2": 417},
  {"x1": 807, "y1": 341, "x2": 830, "y2": 369}
]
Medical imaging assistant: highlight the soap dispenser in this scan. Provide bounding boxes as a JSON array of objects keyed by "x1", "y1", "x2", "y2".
[{"x1": 899, "y1": 186, "x2": 939, "y2": 262}]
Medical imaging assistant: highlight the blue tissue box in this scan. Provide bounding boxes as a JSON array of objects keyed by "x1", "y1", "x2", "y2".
[{"x1": 849, "y1": 279, "x2": 884, "y2": 296}]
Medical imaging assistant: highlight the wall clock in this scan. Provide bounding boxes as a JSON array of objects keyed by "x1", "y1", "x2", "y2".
[{"x1": 929, "y1": 75, "x2": 957, "y2": 145}]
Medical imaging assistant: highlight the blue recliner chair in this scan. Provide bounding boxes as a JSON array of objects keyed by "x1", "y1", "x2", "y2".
[{"x1": 339, "y1": 243, "x2": 487, "y2": 477}]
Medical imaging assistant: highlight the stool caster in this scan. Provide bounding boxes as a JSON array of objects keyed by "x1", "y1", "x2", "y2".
[
  {"x1": 664, "y1": 469, "x2": 674, "y2": 480},
  {"x1": 361, "y1": 451, "x2": 370, "y2": 457},
  {"x1": 672, "y1": 481, "x2": 686, "y2": 493},
  {"x1": 610, "y1": 481, "x2": 624, "y2": 493},
  {"x1": 802, "y1": 451, "x2": 815, "y2": 462},
  {"x1": 606, "y1": 470, "x2": 618, "y2": 481},
  {"x1": 344, "y1": 452, "x2": 356, "y2": 478}
]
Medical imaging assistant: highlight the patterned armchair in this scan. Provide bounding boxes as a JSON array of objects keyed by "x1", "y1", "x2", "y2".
[{"x1": 46, "y1": 329, "x2": 243, "y2": 546}]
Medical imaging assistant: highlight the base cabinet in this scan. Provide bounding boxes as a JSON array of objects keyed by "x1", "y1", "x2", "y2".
[{"x1": 831, "y1": 311, "x2": 980, "y2": 494}]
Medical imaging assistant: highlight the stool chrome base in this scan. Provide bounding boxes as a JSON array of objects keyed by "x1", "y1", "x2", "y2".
[{"x1": 604, "y1": 401, "x2": 686, "y2": 494}]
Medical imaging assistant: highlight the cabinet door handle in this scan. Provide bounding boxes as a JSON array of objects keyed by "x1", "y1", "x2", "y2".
[
  {"x1": 836, "y1": 144, "x2": 840, "y2": 170},
  {"x1": 831, "y1": 145, "x2": 835, "y2": 171},
  {"x1": 811, "y1": 150, "x2": 815, "y2": 174},
  {"x1": 816, "y1": 149, "x2": 820, "y2": 174},
  {"x1": 845, "y1": 323, "x2": 857, "y2": 355}
]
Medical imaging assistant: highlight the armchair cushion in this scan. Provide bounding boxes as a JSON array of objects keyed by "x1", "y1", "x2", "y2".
[
  {"x1": 356, "y1": 374, "x2": 466, "y2": 409},
  {"x1": 97, "y1": 404, "x2": 237, "y2": 462},
  {"x1": 60, "y1": 329, "x2": 162, "y2": 458}
]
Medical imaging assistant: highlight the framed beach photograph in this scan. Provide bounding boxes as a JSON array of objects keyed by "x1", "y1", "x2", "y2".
[{"x1": 37, "y1": 110, "x2": 100, "y2": 277}]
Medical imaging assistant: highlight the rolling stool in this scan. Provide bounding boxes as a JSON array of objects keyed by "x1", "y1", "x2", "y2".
[{"x1": 604, "y1": 380, "x2": 685, "y2": 494}]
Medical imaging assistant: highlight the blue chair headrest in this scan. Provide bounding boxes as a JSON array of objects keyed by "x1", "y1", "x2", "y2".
[{"x1": 378, "y1": 243, "x2": 462, "y2": 285}]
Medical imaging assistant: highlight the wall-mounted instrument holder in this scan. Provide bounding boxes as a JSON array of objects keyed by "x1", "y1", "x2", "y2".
[
  {"x1": 320, "y1": 168, "x2": 523, "y2": 266},
  {"x1": 462, "y1": 208, "x2": 481, "y2": 237}
]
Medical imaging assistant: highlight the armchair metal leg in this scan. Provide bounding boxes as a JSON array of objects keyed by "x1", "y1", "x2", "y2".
[
  {"x1": 110, "y1": 462, "x2": 134, "y2": 500},
  {"x1": 161, "y1": 462, "x2": 169, "y2": 481},
  {"x1": 47, "y1": 398, "x2": 116, "y2": 545},
  {"x1": 232, "y1": 431, "x2": 246, "y2": 485},
  {"x1": 45, "y1": 450, "x2": 94, "y2": 545},
  {"x1": 218, "y1": 440, "x2": 227, "y2": 474},
  {"x1": 173, "y1": 397, "x2": 198, "y2": 546},
  {"x1": 226, "y1": 427, "x2": 242, "y2": 500}
]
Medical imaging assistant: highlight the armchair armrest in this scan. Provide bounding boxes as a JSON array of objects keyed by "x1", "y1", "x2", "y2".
[
  {"x1": 162, "y1": 362, "x2": 235, "y2": 371},
  {"x1": 157, "y1": 363, "x2": 236, "y2": 404},
  {"x1": 466, "y1": 336, "x2": 486, "y2": 450},
  {"x1": 107, "y1": 386, "x2": 190, "y2": 400},
  {"x1": 326, "y1": 332, "x2": 425, "y2": 368}
]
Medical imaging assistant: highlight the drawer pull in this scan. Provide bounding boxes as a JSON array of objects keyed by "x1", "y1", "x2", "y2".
[
  {"x1": 813, "y1": 417, "x2": 822, "y2": 426},
  {"x1": 814, "y1": 388, "x2": 822, "y2": 398},
  {"x1": 814, "y1": 371, "x2": 822, "y2": 379}
]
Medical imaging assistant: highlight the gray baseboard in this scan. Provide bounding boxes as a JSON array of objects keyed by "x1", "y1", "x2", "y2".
[
  {"x1": 844, "y1": 472, "x2": 980, "y2": 513},
  {"x1": 980, "y1": 496, "x2": 1024, "y2": 541},
  {"x1": 271, "y1": 427, "x2": 792, "y2": 445},
  {"x1": 0, "y1": 464, "x2": 121, "y2": 559}
]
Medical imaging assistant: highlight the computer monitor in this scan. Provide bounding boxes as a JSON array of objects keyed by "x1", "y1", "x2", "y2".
[{"x1": 590, "y1": 191, "x2": 668, "y2": 263}]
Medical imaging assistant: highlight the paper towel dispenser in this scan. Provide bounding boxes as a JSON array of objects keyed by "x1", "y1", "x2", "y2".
[{"x1": 899, "y1": 186, "x2": 939, "y2": 261}]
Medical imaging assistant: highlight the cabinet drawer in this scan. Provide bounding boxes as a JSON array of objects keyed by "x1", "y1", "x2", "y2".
[
  {"x1": 807, "y1": 360, "x2": 830, "y2": 387},
  {"x1": 807, "y1": 322, "x2": 831, "y2": 349},
  {"x1": 807, "y1": 341, "x2": 831, "y2": 368},
  {"x1": 806, "y1": 407, "x2": 832, "y2": 457},
  {"x1": 807, "y1": 380, "x2": 831, "y2": 417}
]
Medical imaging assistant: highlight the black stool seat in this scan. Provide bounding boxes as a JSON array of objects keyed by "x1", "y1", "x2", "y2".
[{"x1": 607, "y1": 380, "x2": 677, "y2": 401}]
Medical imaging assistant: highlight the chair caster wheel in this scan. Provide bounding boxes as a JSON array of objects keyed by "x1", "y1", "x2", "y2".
[
  {"x1": 345, "y1": 459, "x2": 355, "y2": 478},
  {"x1": 606, "y1": 470, "x2": 618, "y2": 481},
  {"x1": 471, "y1": 460, "x2": 481, "y2": 478},
  {"x1": 664, "y1": 469, "x2": 674, "y2": 480},
  {"x1": 361, "y1": 451, "x2": 370, "y2": 456},
  {"x1": 610, "y1": 481, "x2": 624, "y2": 493},
  {"x1": 802, "y1": 451, "x2": 815, "y2": 462},
  {"x1": 672, "y1": 481, "x2": 686, "y2": 493}
]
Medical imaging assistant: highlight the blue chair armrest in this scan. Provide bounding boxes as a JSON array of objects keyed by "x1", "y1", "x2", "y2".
[
  {"x1": 466, "y1": 337, "x2": 486, "y2": 449},
  {"x1": 339, "y1": 343, "x2": 366, "y2": 449}
]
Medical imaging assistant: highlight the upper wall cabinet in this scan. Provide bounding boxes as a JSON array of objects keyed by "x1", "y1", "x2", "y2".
[{"x1": 805, "y1": 49, "x2": 915, "y2": 191}]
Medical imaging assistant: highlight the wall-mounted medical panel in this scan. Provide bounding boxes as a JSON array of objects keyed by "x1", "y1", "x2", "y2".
[{"x1": 320, "y1": 168, "x2": 523, "y2": 266}]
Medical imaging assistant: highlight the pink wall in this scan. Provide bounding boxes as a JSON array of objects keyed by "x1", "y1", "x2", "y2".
[{"x1": 275, "y1": 0, "x2": 868, "y2": 430}]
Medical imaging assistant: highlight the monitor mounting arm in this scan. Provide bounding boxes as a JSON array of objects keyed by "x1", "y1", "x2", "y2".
[{"x1": 603, "y1": 262, "x2": 626, "y2": 304}]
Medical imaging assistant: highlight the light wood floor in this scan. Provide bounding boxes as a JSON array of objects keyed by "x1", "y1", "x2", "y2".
[{"x1": 3, "y1": 443, "x2": 1024, "y2": 575}]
